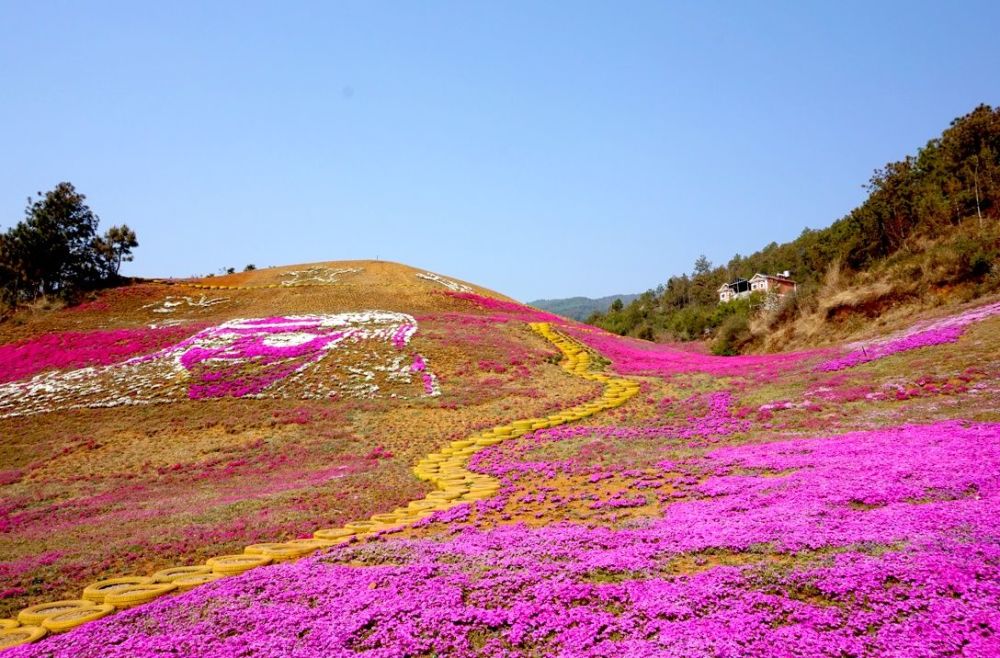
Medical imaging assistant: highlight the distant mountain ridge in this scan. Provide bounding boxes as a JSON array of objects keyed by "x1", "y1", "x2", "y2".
[{"x1": 529, "y1": 294, "x2": 640, "y2": 321}]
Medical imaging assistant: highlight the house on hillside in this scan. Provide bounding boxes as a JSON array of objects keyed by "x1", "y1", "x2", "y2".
[
  {"x1": 719, "y1": 271, "x2": 797, "y2": 305},
  {"x1": 717, "y1": 278, "x2": 751, "y2": 303},
  {"x1": 749, "y1": 272, "x2": 797, "y2": 296}
]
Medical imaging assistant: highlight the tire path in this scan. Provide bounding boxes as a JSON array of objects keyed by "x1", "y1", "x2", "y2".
[{"x1": 0, "y1": 322, "x2": 640, "y2": 648}]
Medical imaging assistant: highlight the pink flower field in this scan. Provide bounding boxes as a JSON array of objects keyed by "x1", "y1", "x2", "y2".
[{"x1": 2, "y1": 267, "x2": 999, "y2": 656}]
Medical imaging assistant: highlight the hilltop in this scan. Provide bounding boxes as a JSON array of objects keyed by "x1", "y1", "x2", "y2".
[{"x1": 1, "y1": 260, "x2": 999, "y2": 655}]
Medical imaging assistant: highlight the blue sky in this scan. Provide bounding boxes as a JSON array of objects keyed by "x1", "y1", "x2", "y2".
[{"x1": 1, "y1": 1, "x2": 997, "y2": 301}]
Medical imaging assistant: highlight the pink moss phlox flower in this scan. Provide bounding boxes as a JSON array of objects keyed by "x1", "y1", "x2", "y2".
[
  {"x1": 816, "y1": 326, "x2": 964, "y2": 371},
  {"x1": 444, "y1": 292, "x2": 565, "y2": 324},
  {"x1": 180, "y1": 324, "x2": 349, "y2": 399},
  {"x1": 817, "y1": 300, "x2": 1000, "y2": 371},
  {"x1": 564, "y1": 326, "x2": 824, "y2": 380},
  {"x1": 8, "y1": 421, "x2": 1000, "y2": 656},
  {"x1": 392, "y1": 323, "x2": 417, "y2": 349},
  {"x1": 0, "y1": 325, "x2": 201, "y2": 384}
]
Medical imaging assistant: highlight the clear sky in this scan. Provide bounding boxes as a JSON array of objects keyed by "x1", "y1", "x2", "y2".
[{"x1": 1, "y1": 2, "x2": 997, "y2": 301}]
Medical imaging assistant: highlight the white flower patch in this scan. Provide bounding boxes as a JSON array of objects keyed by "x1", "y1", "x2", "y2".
[
  {"x1": 416, "y1": 272, "x2": 473, "y2": 293},
  {"x1": 0, "y1": 311, "x2": 439, "y2": 419},
  {"x1": 142, "y1": 295, "x2": 228, "y2": 314},
  {"x1": 280, "y1": 267, "x2": 362, "y2": 287}
]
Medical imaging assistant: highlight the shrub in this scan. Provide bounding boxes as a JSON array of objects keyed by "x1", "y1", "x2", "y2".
[{"x1": 711, "y1": 314, "x2": 751, "y2": 355}]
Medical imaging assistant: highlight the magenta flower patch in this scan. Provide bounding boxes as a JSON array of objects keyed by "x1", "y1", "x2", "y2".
[
  {"x1": 0, "y1": 312, "x2": 439, "y2": 417},
  {"x1": 0, "y1": 325, "x2": 202, "y2": 384},
  {"x1": 817, "y1": 300, "x2": 1000, "y2": 371},
  {"x1": 10, "y1": 421, "x2": 999, "y2": 657}
]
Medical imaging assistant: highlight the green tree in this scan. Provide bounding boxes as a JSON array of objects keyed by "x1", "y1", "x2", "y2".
[
  {"x1": 94, "y1": 224, "x2": 138, "y2": 278},
  {"x1": 693, "y1": 254, "x2": 712, "y2": 277},
  {"x1": 12, "y1": 182, "x2": 100, "y2": 298},
  {"x1": 1, "y1": 182, "x2": 139, "y2": 309}
]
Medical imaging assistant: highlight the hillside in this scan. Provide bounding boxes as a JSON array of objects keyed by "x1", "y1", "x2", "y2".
[
  {"x1": 1, "y1": 260, "x2": 1000, "y2": 655},
  {"x1": 528, "y1": 294, "x2": 639, "y2": 321},
  {"x1": 590, "y1": 104, "x2": 1000, "y2": 355}
]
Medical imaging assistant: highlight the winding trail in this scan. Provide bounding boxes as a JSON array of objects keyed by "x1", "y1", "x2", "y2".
[
  {"x1": 374, "y1": 323, "x2": 640, "y2": 531},
  {"x1": 1, "y1": 322, "x2": 640, "y2": 648}
]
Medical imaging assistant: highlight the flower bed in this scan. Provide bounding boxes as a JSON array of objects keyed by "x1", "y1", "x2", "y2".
[
  {"x1": 817, "y1": 300, "x2": 1000, "y2": 371},
  {"x1": 416, "y1": 272, "x2": 473, "y2": 292},
  {"x1": 0, "y1": 325, "x2": 202, "y2": 385},
  {"x1": 141, "y1": 295, "x2": 228, "y2": 315},
  {"x1": 444, "y1": 292, "x2": 564, "y2": 324},
  {"x1": 565, "y1": 326, "x2": 824, "y2": 380},
  {"x1": 0, "y1": 312, "x2": 438, "y2": 418},
  {"x1": 280, "y1": 267, "x2": 362, "y2": 286},
  {"x1": 10, "y1": 421, "x2": 998, "y2": 657}
]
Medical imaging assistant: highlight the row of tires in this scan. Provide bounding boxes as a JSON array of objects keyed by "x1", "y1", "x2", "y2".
[
  {"x1": 0, "y1": 549, "x2": 321, "y2": 648},
  {"x1": 1, "y1": 322, "x2": 639, "y2": 649},
  {"x1": 411, "y1": 322, "x2": 638, "y2": 509}
]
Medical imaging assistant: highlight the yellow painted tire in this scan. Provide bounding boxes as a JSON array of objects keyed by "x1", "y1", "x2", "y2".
[
  {"x1": 151, "y1": 566, "x2": 212, "y2": 583},
  {"x1": 206, "y1": 554, "x2": 271, "y2": 575},
  {"x1": 104, "y1": 583, "x2": 177, "y2": 609},
  {"x1": 344, "y1": 521, "x2": 376, "y2": 532},
  {"x1": 41, "y1": 604, "x2": 114, "y2": 633},
  {"x1": 0, "y1": 626, "x2": 46, "y2": 648},
  {"x1": 427, "y1": 490, "x2": 462, "y2": 501},
  {"x1": 0, "y1": 619, "x2": 18, "y2": 630},
  {"x1": 18, "y1": 599, "x2": 94, "y2": 626},
  {"x1": 244, "y1": 543, "x2": 310, "y2": 561},
  {"x1": 286, "y1": 538, "x2": 338, "y2": 549},
  {"x1": 313, "y1": 528, "x2": 354, "y2": 541},
  {"x1": 173, "y1": 573, "x2": 226, "y2": 592},
  {"x1": 83, "y1": 577, "x2": 153, "y2": 603}
]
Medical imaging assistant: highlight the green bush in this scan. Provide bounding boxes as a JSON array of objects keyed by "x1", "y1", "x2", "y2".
[
  {"x1": 921, "y1": 235, "x2": 997, "y2": 285},
  {"x1": 711, "y1": 314, "x2": 751, "y2": 355}
]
